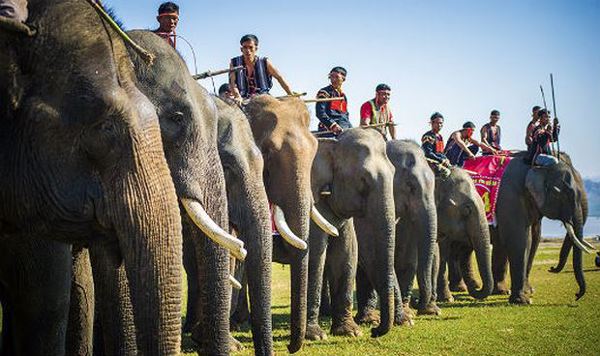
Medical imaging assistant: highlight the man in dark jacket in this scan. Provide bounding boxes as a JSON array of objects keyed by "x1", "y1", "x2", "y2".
[
  {"x1": 527, "y1": 108, "x2": 560, "y2": 165},
  {"x1": 422, "y1": 112, "x2": 451, "y2": 177},
  {"x1": 315, "y1": 66, "x2": 351, "y2": 137}
]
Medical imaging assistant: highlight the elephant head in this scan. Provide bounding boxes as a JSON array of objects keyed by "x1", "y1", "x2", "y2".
[
  {"x1": 126, "y1": 31, "x2": 240, "y2": 353},
  {"x1": 312, "y1": 128, "x2": 397, "y2": 337},
  {"x1": 525, "y1": 154, "x2": 590, "y2": 299},
  {"x1": 245, "y1": 95, "x2": 318, "y2": 353},
  {"x1": 0, "y1": 2, "x2": 182, "y2": 354},
  {"x1": 386, "y1": 140, "x2": 437, "y2": 311},
  {"x1": 214, "y1": 96, "x2": 273, "y2": 355},
  {"x1": 435, "y1": 168, "x2": 493, "y2": 300}
]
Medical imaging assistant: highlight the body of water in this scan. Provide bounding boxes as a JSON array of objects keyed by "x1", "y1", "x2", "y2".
[{"x1": 541, "y1": 216, "x2": 600, "y2": 238}]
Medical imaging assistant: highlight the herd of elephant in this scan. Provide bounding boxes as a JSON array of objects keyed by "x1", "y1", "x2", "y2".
[{"x1": 0, "y1": 2, "x2": 592, "y2": 355}]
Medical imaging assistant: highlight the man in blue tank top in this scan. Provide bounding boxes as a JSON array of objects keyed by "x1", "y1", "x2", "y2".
[{"x1": 229, "y1": 34, "x2": 294, "y2": 103}]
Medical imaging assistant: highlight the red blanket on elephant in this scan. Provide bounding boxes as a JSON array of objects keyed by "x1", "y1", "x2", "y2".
[{"x1": 463, "y1": 154, "x2": 513, "y2": 225}]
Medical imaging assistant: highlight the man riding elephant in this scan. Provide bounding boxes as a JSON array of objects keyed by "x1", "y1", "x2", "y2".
[{"x1": 315, "y1": 66, "x2": 351, "y2": 137}]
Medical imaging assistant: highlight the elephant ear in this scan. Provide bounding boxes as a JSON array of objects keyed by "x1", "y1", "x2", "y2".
[
  {"x1": 311, "y1": 138, "x2": 337, "y2": 203},
  {"x1": 525, "y1": 167, "x2": 547, "y2": 210}
]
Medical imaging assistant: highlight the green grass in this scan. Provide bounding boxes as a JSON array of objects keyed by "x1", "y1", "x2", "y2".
[{"x1": 2, "y1": 241, "x2": 599, "y2": 355}]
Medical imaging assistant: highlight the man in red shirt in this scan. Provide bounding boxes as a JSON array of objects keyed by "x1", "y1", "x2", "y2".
[{"x1": 360, "y1": 83, "x2": 396, "y2": 140}]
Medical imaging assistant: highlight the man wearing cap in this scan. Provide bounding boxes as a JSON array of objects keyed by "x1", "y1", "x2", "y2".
[
  {"x1": 422, "y1": 112, "x2": 451, "y2": 176},
  {"x1": 525, "y1": 105, "x2": 541, "y2": 150},
  {"x1": 315, "y1": 66, "x2": 350, "y2": 137},
  {"x1": 360, "y1": 83, "x2": 395, "y2": 140},
  {"x1": 154, "y1": 2, "x2": 179, "y2": 49},
  {"x1": 445, "y1": 121, "x2": 497, "y2": 166},
  {"x1": 527, "y1": 108, "x2": 560, "y2": 165},
  {"x1": 218, "y1": 83, "x2": 234, "y2": 101},
  {"x1": 480, "y1": 109, "x2": 502, "y2": 153},
  {"x1": 229, "y1": 34, "x2": 293, "y2": 103}
]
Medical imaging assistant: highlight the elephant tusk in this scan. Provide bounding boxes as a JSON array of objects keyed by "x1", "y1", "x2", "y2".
[
  {"x1": 229, "y1": 275, "x2": 242, "y2": 290},
  {"x1": 553, "y1": 186, "x2": 561, "y2": 193},
  {"x1": 449, "y1": 198, "x2": 457, "y2": 206},
  {"x1": 311, "y1": 206, "x2": 339, "y2": 237},
  {"x1": 581, "y1": 238, "x2": 597, "y2": 250},
  {"x1": 181, "y1": 198, "x2": 248, "y2": 261},
  {"x1": 273, "y1": 205, "x2": 308, "y2": 250},
  {"x1": 563, "y1": 222, "x2": 592, "y2": 254}
]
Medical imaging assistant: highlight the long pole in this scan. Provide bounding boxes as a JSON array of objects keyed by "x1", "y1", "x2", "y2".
[
  {"x1": 540, "y1": 85, "x2": 556, "y2": 156},
  {"x1": 550, "y1": 73, "x2": 560, "y2": 160}
]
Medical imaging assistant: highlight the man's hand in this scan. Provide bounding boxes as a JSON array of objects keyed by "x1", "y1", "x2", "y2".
[
  {"x1": 441, "y1": 159, "x2": 451, "y2": 168},
  {"x1": 330, "y1": 123, "x2": 343, "y2": 134},
  {"x1": 553, "y1": 117, "x2": 559, "y2": 126}
]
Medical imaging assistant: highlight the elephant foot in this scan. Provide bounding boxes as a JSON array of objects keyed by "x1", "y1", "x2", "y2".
[
  {"x1": 229, "y1": 334, "x2": 244, "y2": 352},
  {"x1": 449, "y1": 281, "x2": 468, "y2": 292},
  {"x1": 492, "y1": 283, "x2": 510, "y2": 295},
  {"x1": 509, "y1": 293, "x2": 532, "y2": 305},
  {"x1": 230, "y1": 319, "x2": 246, "y2": 332},
  {"x1": 417, "y1": 302, "x2": 441, "y2": 316},
  {"x1": 306, "y1": 322, "x2": 328, "y2": 341},
  {"x1": 524, "y1": 283, "x2": 535, "y2": 296},
  {"x1": 331, "y1": 318, "x2": 362, "y2": 338},
  {"x1": 595, "y1": 253, "x2": 600, "y2": 268},
  {"x1": 436, "y1": 288, "x2": 454, "y2": 303},
  {"x1": 354, "y1": 308, "x2": 380, "y2": 326},
  {"x1": 395, "y1": 304, "x2": 414, "y2": 326}
]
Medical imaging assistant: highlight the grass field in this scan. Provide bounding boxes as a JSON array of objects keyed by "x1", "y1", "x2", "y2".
[{"x1": 2, "y1": 241, "x2": 599, "y2": 355}]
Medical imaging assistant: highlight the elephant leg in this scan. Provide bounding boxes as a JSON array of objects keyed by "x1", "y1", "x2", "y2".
[
  {"x1": 0, "y1": 238, "x2": 72, "y2": 356},
  {"x1": 319, "y1": 270, "x2": 331, "y2": 317},
  {"x1": 66, "y1": 246, "x2": 94, "y2": 356},
  {"x1": 326, "y1": 222, "x2": 362, "y2": 338},
  {"x1": 182, "y1": 234, "x2": 200, "y2": 333},
  {"x1": 505, "y1": 224, "x2": 532, "y2": 304},
  {"x1": 448, "y1": 247, "x2": 467, "y2": 292},
  {"x1": 89, "y1": 241, "x2": 137, "y2": 356},
  {"x1": 418, "y1": 241, "x2": 441, "y2": 316},
  {"x1": 490, "y1": 226, "x2": 510, "y2": 295},
  {"x1": 354, "y1": 264, "x2": 379, "y2": 325},
  {"x1": 230, "y1": 271, "x2": 249, "y2": 330},
  {"x1": 436, "y1": 241, "x2": 454, "y2": 303},
  {"x1": 306, "y1": 226, "x2": 329, "y2": 341},
  {"x1": 394, "y1": 222, "x2": 416, "y2": 305},
  {"x1": 0, "y1": 284, "x2": 14, "y2": 356},
  {"x1": 525, "y1": 220, "x2": 541, "y2": 295}
]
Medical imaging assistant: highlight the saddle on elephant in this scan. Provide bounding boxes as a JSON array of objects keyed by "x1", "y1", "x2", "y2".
[{"x1": 463, "y1": 153, "x2": 513, "y2": 225}]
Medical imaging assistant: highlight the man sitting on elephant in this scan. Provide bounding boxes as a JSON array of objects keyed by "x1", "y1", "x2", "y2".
[
  {"x1": 525, "y1": 105, "x2": 541, "y2": 150},
  {"x1": 421, "y1": 112, "x2": 451, "y2": 177},
  {"x1": 360, "y1": 83, "x2": 396, "y2": 140},
  {"x1": 445, "y1": 121, "x2": 497, "y2": 166},
  {"x1": 153, "y1": 2, "x2": 179, "y2": 48},
  {"x1": 526, "y1": 108, "x2": 560, "y2": 165},
  {"x1": 316, "y1": 66, "x2": 351, "y2": 137},
  {"x1": 229, "y1": 34, "x2": 294, "y2": 103}
]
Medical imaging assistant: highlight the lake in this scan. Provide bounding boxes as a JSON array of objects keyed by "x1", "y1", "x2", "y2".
[{"x1": 541, "y1": 216, "x2": 600, "y2": 238}]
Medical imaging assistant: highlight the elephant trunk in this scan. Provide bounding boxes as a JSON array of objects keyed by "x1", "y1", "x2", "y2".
[
  {"x1": 464, "y1": 216, "x2": 493, "y2": 300},
  {"x1": 549, "y1": 236, "x2": 571, "y2": 273},
  {"x1": 281, "y1": 197, "x2": 311, "y2": 353},
  {"x1": 110, "y1": 131, "x2": 183, "y2": 355},
  {"x1": 566, "y1": 220, "x2": 586, "y2": 300},
  {"x1": 233, "y1": 177, "x2": 273, "y2": 355},
  {"x1": 415, "y1": 200, "x2": 437, "y2": 310}
]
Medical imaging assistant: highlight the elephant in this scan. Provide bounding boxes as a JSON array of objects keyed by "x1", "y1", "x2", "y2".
[
  {"x1": 434, "y1": 166, "x2": 494, "y2": 303},
  {"x1": 380, "y1": 140, "x2": 438, "y2": 317},
  {"x1": 243, "y1": 95, "x2": 320, "y2": 353},
  {"x1": 181, "y1": 95, "x2": 274, "y2": 355},
  {"x1": 0, "y1": 1, "x2": 183, "y2": 355},
  {"x1": 306, "y1": 128, "x2": 398, "y2": 340},
  {"x1": 492, "y1": 152, "x2": 591, "y2": 304},
  {"x1": 88, "y1": 30, "x2": 243, "y2": 355}
]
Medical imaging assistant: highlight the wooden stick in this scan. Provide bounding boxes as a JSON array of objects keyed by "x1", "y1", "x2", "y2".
[
  {"x1": 303, "y1": 97, "x2": 345, "y2": 103},
  {"x1": 193, "y1": 66, "x2": 243, "y2": 80},
  {"x1": 361, "y1": 122, "x2": 397, "y2": 128},
  {"x1": 86, "y1": 0, "x2": 155, "y2": 65},
  {"x1": 276, "y1": 92, "x2": 307, "y2": 99}
]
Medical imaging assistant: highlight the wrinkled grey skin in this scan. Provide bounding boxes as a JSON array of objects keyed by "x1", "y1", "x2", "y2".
[
  {"x1": 376, "y1": 140, "x2": 438, "y2": 317},
  {"x1": 183, "y1": 97, "x2": 274, "y2": 355},
  {"x1": 96, "y1": 31, "x2": 233, "y2": 355},
  {"x1": 0, "y1": 2, "x2": 183, "y2": 355},
  {"x1": 435, "y1": 167, "x2": 493, "y2": 303},
  {"x1": 492, "y1": 152, "x2": 588, "y2": 303},
  {"x1": 307, "y1": 128, "x2": 397, "y2": 340},
  {"x1": 246, "y1": 95, "x2": 317, "y2": 353}
]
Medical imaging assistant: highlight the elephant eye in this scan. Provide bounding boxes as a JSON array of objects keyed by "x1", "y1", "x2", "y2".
[{"x1": 170, "y1": 111, "x2": 184, "y2": 123}]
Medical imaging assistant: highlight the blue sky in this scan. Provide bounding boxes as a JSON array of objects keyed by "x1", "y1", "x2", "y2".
[{"x1": 110, "y1": 0, "x2": 600, "y2": 178}]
